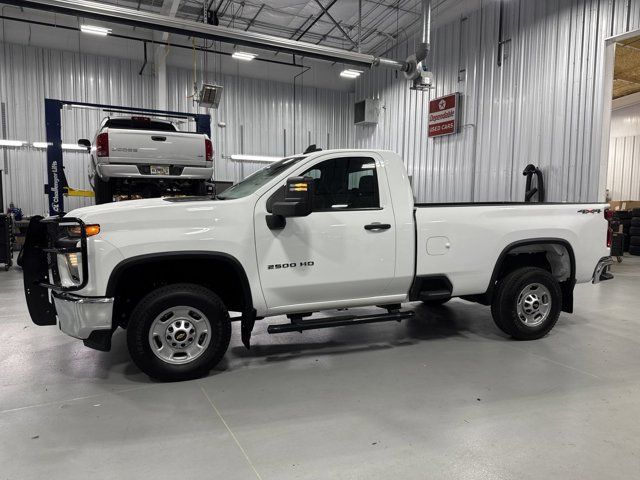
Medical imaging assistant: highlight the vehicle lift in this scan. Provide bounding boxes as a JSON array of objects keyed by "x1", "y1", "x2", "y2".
[{"x1": 44, "y1": 98, "x2": 211, "y2": 216}]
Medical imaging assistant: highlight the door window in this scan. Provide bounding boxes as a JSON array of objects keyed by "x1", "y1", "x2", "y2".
[{"x1": 302, "y1": 157, "x2": 379, "y2": 211}]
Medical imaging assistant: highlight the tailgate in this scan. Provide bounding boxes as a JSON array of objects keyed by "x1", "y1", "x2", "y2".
[{"x1": 106, "y1": 129, "x2": 207, "y2": 166}]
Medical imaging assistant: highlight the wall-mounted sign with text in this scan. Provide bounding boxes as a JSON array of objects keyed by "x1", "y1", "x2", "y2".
[{"x1": 428, "y1": 93, "x2": 460, "y2": 138}]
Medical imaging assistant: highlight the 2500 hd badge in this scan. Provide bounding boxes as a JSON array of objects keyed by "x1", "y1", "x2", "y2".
[{"x1": 268, "y1": 261, "x2": 315, "y2": 270}]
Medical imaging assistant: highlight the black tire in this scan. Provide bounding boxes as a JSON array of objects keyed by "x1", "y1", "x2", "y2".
[
  {"x1": 630, "y1": 227, "x2": 640, "y2": 236},
  {"x1": 631, "y1": 218, "x2": 640, "y2": 227},
  {"x1": 632, "y1": 208, "x2": 640, "y2": 217},
  {"x1": 126, "y1": 283, "x2": 231, "y2": 381},
  {"x1": 630, "y1": 236, "x2": 640, "y2": 247},
  {"x1": 192, "y1": 181, "x2": 207, "y2": 196},
  {"x1": 490, "y1": 267, "x2": 562, "y2": 340},
  {"x1": 94, "y1": 176, "x2": 113, "y2": 204},
  {"x1": 421, "y1": 298, "x2": 450, "y2": 306},
  {"x1": 630, "y1": 246, "x2": 640, "y2": 256}
]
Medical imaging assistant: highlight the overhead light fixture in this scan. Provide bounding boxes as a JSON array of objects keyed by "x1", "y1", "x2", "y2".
[
  {"x1": 0, "y1": 140, "x2": 25, "y2": 147},
  {"x1": 340, "y1": 69, "x2": 363, "y2": 79},
  {"x1": 80, "y1": 25, "x2": 112, "y2": 36},
  {"x1": 32, "y1": 142, "x2": 52, "y2": 148},
  {"x1": 232, "y1": 51, "x2": 257, "y2": 61},
  {"x1": 230, "y1": 154, "x2": 281, "y2": 163},
  {"x1": 62, "y1": 143, "x2": 89, "y2": 151}
]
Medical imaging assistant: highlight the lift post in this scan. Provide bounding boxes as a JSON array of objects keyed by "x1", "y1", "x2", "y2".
[{"x1": 43, "y1": 98, "x2": 211, "y2": 216}]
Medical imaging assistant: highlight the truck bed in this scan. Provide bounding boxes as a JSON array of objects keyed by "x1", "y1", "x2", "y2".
[{"x1": 413, "y1": 202, "x2": 609, "y2": 296}]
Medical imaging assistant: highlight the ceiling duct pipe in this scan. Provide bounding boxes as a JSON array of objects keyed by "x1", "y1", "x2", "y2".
[
  {"x1": 416, "y1": 0, "x2": 431, "y2": 63},
  {"x1": 404, "y1": 0, "x2": 433, "y2": 90},
  {"x1": 5, "y1": 0, "x2": 407, "y2": 71}
]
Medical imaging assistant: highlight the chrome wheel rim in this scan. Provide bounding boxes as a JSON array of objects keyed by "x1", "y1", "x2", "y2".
[
  {"x1": 516, "y1": 283, "x2": 551, "y2": 327},
  {"x1": 148, "y1": 306, "x2": 211, "y2": 365}
]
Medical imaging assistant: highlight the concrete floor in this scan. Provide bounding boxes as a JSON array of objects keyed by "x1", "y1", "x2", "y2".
[{"x1": 1, "y1": 257, "x2": 640, "y2": 479}]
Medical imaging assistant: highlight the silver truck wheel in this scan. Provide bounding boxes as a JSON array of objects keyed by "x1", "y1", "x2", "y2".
[
  {"x1": 148, "y1": 306, "x2": 211, "y2": 365},
  {"x1": 516, "y1": 283, "x2": 551, "y2": 327},
  {"x1": 127, "y1": 283, "x2": 231, "y2": 381},
  {"x1": 491, "y1": 267, "x2": 562, "y2": 340}
]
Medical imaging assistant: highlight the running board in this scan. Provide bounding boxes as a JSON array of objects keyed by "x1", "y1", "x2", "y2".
[{"x1": 267, "y1": 310, "x2": 415, "y2": 334}]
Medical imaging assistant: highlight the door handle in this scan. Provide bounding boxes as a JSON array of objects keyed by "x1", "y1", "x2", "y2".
[
  {"x1": 151, "y1": 136, "x2": 167, "y2": 141},
  {"x1": 364, "y1": 223, "x2": 391, "y2": 231}
]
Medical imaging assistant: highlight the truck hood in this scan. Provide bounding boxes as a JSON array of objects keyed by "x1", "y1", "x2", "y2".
[{"x1": 67, "y1": 196, "x2": 230, "y2": 226}]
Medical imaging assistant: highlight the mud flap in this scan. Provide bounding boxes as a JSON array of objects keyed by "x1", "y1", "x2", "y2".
[
  {"x1": 21, "y1": 216, "x2": 57, "y2": 326},
  {"x1": 241, "y1": 309, "x2": 257, "y2": 350}
]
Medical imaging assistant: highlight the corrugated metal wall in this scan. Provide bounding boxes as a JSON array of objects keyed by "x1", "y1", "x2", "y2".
[
  {"x1": 608, "y1": 135, "x2": 640, "y2": 199},
  {"x1": 0, "y1": 42, "x2": 354, "y2": 215},
  {"x1": 356, "y1": 0, "x2": 640, "y2": 203},
  {"x1": 165, "y1": 67, "x2": 354, "y2": 182},
  {"x1": 2, "y1": 0, "x2": 640, "y2": 213},
  {"x1": 608, "y1": 100, "x2": 640, "y2": 199}
]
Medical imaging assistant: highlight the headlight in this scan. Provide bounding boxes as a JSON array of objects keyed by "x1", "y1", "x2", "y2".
[
  {"x1": 66, "y1": 224, "x2": 100, "y2": 238},
  {"x1": 63, "y1": 252, "x2": 82, "y2": 284}
]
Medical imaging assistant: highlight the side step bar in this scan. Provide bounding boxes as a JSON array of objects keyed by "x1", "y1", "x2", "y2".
[{"x1": 267, "y1": 310, "x2": 415, "y2": 334}]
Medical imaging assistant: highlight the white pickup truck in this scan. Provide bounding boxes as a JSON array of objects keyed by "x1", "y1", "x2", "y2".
[
  {"x1": 78, "y1": 116, "x2": 213, "y2": 204},
  {"x1": 21, "y1": 149, "x2": 614, "y2": 381}
]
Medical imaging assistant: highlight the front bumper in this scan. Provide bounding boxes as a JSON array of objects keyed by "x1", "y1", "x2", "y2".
[
  {"x1": 21, "y1": 216, "x2": 114, "y2": 349},
  {"x1": 592, "y1": 256, "x2": 614, "y2": 284},
  {"x1": 52, "y1": 291, "x2": 114, "y2": 339},
  {"x1": 98, "y1": 163, "x2": 213, "y2": 180}
]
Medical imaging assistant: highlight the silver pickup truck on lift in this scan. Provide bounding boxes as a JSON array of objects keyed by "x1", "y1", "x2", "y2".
[{"x1": 78, "y1": 116, "x2": 213, "y2": 203}]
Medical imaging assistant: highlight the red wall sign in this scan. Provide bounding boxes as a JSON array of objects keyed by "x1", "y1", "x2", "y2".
[{"x1": 428, "y1": 93, "x2": 460, "y2": 138}]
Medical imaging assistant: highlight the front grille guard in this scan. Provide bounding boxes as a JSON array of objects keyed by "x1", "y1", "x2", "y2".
[{"x1": 38, "y1": 216, "x2": 90, "y2": 292}]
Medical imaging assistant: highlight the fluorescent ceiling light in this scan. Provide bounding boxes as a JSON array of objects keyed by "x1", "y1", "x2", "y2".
[
  {"x1": 80, "y1": 25, "x2": 112, "y2": 36},
  {"x1": 340, "y1": 69, "x2": 363, "y2": 79},
  {"x1": 32, "y1": 142, "x2": 52, "y2": 148},
  {"x1": 0, "y1": 140, "x2": 25, "y2": 147},
  {"x1": 62, "y1": 143, "x2": 88, "y2": 151},
  {"x1": 231, "y1": 154, "x2": 281, "y2": 163},
  {"x1": 232, "y1": 51, "x2": 257, "y2": 61}
]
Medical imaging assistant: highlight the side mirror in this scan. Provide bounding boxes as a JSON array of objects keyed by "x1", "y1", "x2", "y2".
[
  {"x1": 272, "y1": 176, "x2": 314, "y2": 218},
  {"x1": 77, "y1": 139, "x2": 91, "y2": 151},
  {"x1": 267, "y1": 177, "x2": 313, "y2": 230}
]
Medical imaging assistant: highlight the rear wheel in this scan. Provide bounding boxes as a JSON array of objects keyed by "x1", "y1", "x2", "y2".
[
  {"x1": 491, "y1": 267, "x2": 562, "y2": 340},
  {"x1": 94, "y1": 176, "x2": 113, "y2": 204},
  {"x1": 126, "y1": 283, "x2": 231, "y2": 381}
]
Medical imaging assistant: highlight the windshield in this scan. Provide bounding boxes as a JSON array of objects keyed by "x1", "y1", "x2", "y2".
[{"x1": 217, "y1": 156, "x2": 306, "y2": 200}]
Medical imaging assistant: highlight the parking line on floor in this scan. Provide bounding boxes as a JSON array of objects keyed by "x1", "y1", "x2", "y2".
[{"x1": 200, "y1": 385, "x2": 263, "y2": 480}]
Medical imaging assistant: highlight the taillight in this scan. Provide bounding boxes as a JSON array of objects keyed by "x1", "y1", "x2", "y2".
[
  {"x1": 205, "y1": 138, "x2": 213, "y2": 162},
  {"x1": 96, "y1": 132, "x2": 109, "y2": 157},
  {"x1": 605, "y1": 208, "x2": 612, "y2": 248}
]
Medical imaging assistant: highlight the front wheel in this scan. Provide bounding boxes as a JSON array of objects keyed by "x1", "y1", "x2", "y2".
[
  {"x1": 126, "y1": 283, "x2": 231, "y2": 381},
  {"x1": 491, "y1": 267, "x2": 562, "y2": 340}
]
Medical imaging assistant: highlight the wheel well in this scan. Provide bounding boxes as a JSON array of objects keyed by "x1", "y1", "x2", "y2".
[
  {"x1": 107, "y1": 254, "x2": 251, "y2": 328},
  {"x1": 496, "y1": 243, "x2": 573, "y2": 283},
  {"x1": 485, "y1": 240, "x2": 576, "y2": 313}
]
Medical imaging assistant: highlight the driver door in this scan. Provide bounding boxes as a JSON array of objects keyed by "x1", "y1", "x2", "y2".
[{"x1": 254, "y1": 154, "x2": 396, "y2": 312}]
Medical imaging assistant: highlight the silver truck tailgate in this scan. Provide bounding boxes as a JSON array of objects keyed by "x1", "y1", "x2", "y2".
[{"x1": 105, "y1": 128, "x2": 207, "y2": 166}]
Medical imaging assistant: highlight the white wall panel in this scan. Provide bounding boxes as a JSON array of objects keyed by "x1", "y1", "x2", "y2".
[
  {"x1": 608, "y1": 136, "x2": 640, "y2": 200},
  {"x1": 356, "y1": 0, "x2": 640, "y2": 203},
  {"x1": 165, "y1": 67, "x2": 354, "y2": 182}
]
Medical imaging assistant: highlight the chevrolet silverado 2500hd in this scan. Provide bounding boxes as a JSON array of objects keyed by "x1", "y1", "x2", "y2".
[
  {"x1": 21, "y1": 149, "x2": 614, "y2": 381},
  {"x1": 78, "y1": 116, "x2": 213, "y2": 204}
]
